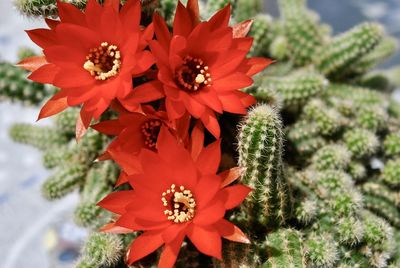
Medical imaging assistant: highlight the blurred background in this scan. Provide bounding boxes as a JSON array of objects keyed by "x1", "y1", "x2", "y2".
[{"x1": 0, "y1": 0, "x2": 399, "y2": 267}]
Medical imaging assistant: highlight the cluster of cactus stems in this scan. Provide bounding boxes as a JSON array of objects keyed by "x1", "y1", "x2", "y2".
[{"x1": 4, "y1": 0, "x2": 400, "y2": 267}]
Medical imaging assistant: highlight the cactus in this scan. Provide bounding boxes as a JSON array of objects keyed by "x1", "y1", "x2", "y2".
[
  {"x1": 263, "y1": 228, "x2": 306, "y2": 268},
  {"x1": 79, "y1": 233, "x2": 124, "y2": 267},
  {"x1": 14, "y1": 0, "x2": 88, "y2": 17},
  {"x1": 238, "y1": 105, "x2": 292, "y2": 227},
  {"x1": 0, "y1": 62, "x2": 54, "y2": 105}
]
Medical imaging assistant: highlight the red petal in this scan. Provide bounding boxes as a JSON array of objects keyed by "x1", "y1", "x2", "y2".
[
  {"x1": 100, "y1": 222, "x2": 133, "y2": 234},
  {"x1": 103, "y1": 0, "x2": 120, "y2": 12},
  {"x1": 76, "y1": 109, "x2": 92, "y2": 142},
  {"x1": 182, "y1": 93, "x2": 205, "y2": 118},
  {"x1": 115, "y1": 172, "x2": 129, "y2": 187},
  {"x1": 245, "y1": 57, "x2": 274, "y2": 76},
  {"x1": 194, "y1": 198, "x2": 225, "y2": 226},
  {"x1": 200, "y1": 109, "x2": 220, "y2": 138},
  {"x1": 28, "y1": 64, "x2": 59, "y2": 84},
  {"x1": 187, "y1": 0, "x2": 200, "y2": 26},
  {"x1": 153, "y1": 13, "x2": 171, "y2": 49},
  {"x1": 219, "y1": 167, "x2": 242, "y2": 188},
  {"x1": 208, "y1": 4, "x2": 231, "y2": 31},
  {"x1": 129, "y1": 80, "x2": 164, "y2": 103},
  {"x1": 16, "y1": 56, "x2": 48, "y2": 72},
  {"x1": 190, "y1": 121, "x2": 204, "y2": 161},
  {"x1": 97, "y1": 190, "x2": 135, "y2": 214},
  {"x1": 213, "y1": 73, "x2": 253, "y2": 91},
  {"x1": 221, "y1": 185, "x2": 251, "y2": 210},
  {"x1": 120, "y1": 0, "x2": 141, "y2": 31},
  {"x1": 57, "y1": 0, "x2": 86, "y2": 25},
  {"x1": 92, "y1": 119, "x2": 124, "y2": 136},
  {"x1": 166, "y1": 98, "x2": 186, "y2": 119},
  {"x1": 214, "y1": 219, "x2": 250, "y2": 244},
  {"x1": 45, "y1": 18, "x2": 60, "y2": 29},
  {"x1": 37, "y1": 93, "x2": 68, "y2": 120},
  {"x1": 162, "y1": 223, "x2": 186, "y2": 243},
  {"x1": 26, "y1": 29, "x2": 57, "y2": 48},
  {"x1": 233, "y1": 20, "x2": 253, "y2": 38},
  {"x1": 194, "y1": 175, "x2": 222, "y2": 209},
  {"x1": 131, "y1": 50, "x2": 155, "y2": 75},
  {"x1": 196, "y1": 140, "x2": 221, "y2": 175},
  {"x1": 127, "y1": 231, "x2": 164, "y2": 264},
  {"x1": 194, "y1": 87, "x2": 223, "y2": 113},
  {"x1": 187, "y1": 225, "x2": 222, "y2": 259},
  {"x1": 159, "y1": 233, "x2": 185, "y2": 268},
  {"x1": 217, "y1": 92, "x2": 247, "y2": 114},
  {"x1": 173, "y1": 2, "x2": 193, "y2": 37}
]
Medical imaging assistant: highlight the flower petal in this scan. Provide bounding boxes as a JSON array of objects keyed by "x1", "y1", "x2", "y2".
[
  {"x1": 213, "y1": 219, "x2": 250, "y2": 244},
  {"x1": 233, "y1": 20, "x2": 253, "y2": 38},
  {"x1": 189, "y1": 121, "x2": 204, "y2": 161},
  {"x1": 37, "y1": 92, "x2": 68, "y2": 120},
  {"x1": 221, "y1": 185, "x2": 252, "y2": 210},
  {"x1": 200, "y1": 109, "x2": 220, "y2": 138},
  {"x1": 173, "y1": 2, "x2": 193, "y2": 37},
  {"x1": 16, "y1": 56, "x2": 48, "y2": 72},
  {"x1": 219, "y1": 167, "x2": 243, "y2": 188},
  {"x1": 159, "y1": 233, "x2": 185, "y2": 268},
  {"x1": 128, "y1": 80, "x2": 164, "y2": 103},
  {"x1": 196, "y1": 140, "x2": 221, "y2": 175},
  {"x1": 187, "y1": 225, "x2": 222, "y2": 259},
  {"x1": 127, "y1": 231, "x2": 164, "y2": 264},
  {"x1": 97, "y1": 190, "x2": 135, "y2": 214},
  {"x1": 193, "y1": 198, "x2": 225, "y2": 226}
]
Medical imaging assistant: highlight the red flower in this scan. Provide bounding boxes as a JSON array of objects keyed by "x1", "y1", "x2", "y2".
[
  {"x1": 98, "y1": 127, "x2": 251, "y2": 267},
  {"x1": 24, "y1": 0, "x2": 156, "y2": 130},
  {"x1": 92, "y1": 106, "x2": 173, "y2": 186},
  {"x1": 128, "y1": 0, "x2": 272, "y2": 138}
]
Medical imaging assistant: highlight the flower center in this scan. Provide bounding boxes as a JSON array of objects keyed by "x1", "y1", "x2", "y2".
[
  {"x1": 141, "y1": 119, "x2": 161, "y2": 149},
  {"x1": 175, "y1": 56, "x2": 212, "y2": 92},
  {"x1": 83, "y1": 42, "x2": 121, "y2": 81},
  {"x1": 162, "y1": 184, "x2": 196, "y2": 223}
]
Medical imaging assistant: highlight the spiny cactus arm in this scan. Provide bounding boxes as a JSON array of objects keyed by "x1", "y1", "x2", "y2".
[
  {"x1": 54, "y1": 108, "x2": 80, "y2": 136},
  {"x1": 294, "y1": 198, "x2": 318, "y2": 225},
  {"x1": 277, "y1": 0, "x2": 306, "y2": 18},
  {"x1": 14, "y1": 0, "x2": 88, "y2": 17},
  {"x1": 304, "y1": 232, "x2": 338, "y2": 268},
  {"x1": 42, "y1": 163, "x2": 87, "y2": 200},
  {"x1": 252, "y1": 71, "x2": 328, "y2": 109},
  {"x1": 263, "y1": 228, "x2": 307, "y2": 268},
  {"x1": 311, "y1": 144, "x2": 351, "y2": 171},
  {"x1": 0, "y1": 62, "x2": 55, "y2": 105},
  {"x1": 74, "y1": 162, "x2": 118, "y2": 228},
  {"x1": 343, "y1": 128, "x2": 379, "y2": 159},
  {"x1": 380, "y1": 158, "x2": 400, "y2": 188},
  {"x1": 354, "y1": 105, "x2": 388, "y2": 132},
  {"x1": 9, "y1": 123, "x2": 68, "y2": 151},
  {"x1": 347, "y1": 36, "x2": 398, "y2": 76},
  {"x1": 303, "y1": 99, "x2": 345, "y2": 136},
  {"x1": 233, "y1": 0, "x2": 262, "y2": 23},
  {"x1": 347, "y1": 161, "x2": 367, "y2": 182},
  {"x1": 206, "y1": 0, "x2": 232, "y2": 15},
  {"x1": 316, "y1": 23, "x2": 384, "y2": 78},
  {"x1": 42, "y1": 145, "x2": 72, "y2": 169},
  {"x1": 78, "y1": 233, "x2": 124, "y2": 267},
  {"x1": 363, "y1": 194, "x2": 400, "y2": 228},
  {"x1": 238, "y1": 105, "x2": 292, "y2": 227},
  {"x1": 361, "y1": 182, "x2": 400, "y2": 209},
  {"x1": 384, "y1": 132, "x2": 400, "y2": 157},
  {"x1": 248, "y1": 14, "x2": 277, "y2": 57}
]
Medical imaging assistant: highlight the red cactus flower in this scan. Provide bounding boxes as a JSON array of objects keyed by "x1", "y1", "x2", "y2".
[
  {"x1": 98, "y1": 127, "x2": 251, "y2": 267},
  {"x1": 22, "y1": 0, "x2": 156, "y2": 132},
  {"x1": 92, "y1": 106, "x2": 174, "y2": 186},
  {"x1": 127, "y1": 0, "x2": 272, "y2": 138}
]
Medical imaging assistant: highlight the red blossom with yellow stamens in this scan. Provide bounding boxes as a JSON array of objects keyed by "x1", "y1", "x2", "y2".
[
  {"x1": 22, "y1": 0, "x2": 156, "y2": 132},
  {"x1": 98, "y1": 127, "x2": 251, "y2": 267},
  {"x1": 127, "y1": 0, "x2": 272, "y2": 138}
]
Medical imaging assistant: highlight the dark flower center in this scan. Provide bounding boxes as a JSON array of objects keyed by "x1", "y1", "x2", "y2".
[
  {"x1": 175, "y1": 56, "x2": 212, "y2": 92},
  {"x1": 141, "y1": 119, "x2": 161, "y2": 149},
  {"x1": 162, "y1": 184, "x2": 196, "y2": 223},
  {"x1": 84, "y1": 42, "x2": 121, "y2": 81}
]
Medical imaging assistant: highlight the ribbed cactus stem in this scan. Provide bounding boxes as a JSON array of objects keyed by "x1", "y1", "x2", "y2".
[
  {"x1": 80, "y1": 233, "x2": 124, "y2": 267},
  {"x1": 54, "y1": 108, "x2": 80, "y2": 136},
  {"x1": 316, "y1": 22, "x2": 384, "y2": 78},
  {"x1": 253, "y1": 71, "x2": 328, "y2": 108},
  {"x1": 343, "y1": 128, "x2": 379, "y2": 158},
  {"x1": 311, "y1": 144, "x2": 351, "y2": 171},
  {"x1": 380, "y1": 158, "x2": 400, "y2": 188},
  {"x1": 14, "y1": 0, "x2": 88, "y2": 17},
  {"x1": 74, "y1": 162, "x2": 117, "y2": 227},
  {"x1": 42, "y1": 164, "x2": 87, "y2": 200},
  {"x1": 238, "y1": 105, "x2": 292, "y2": 227},
  {"x1": 0, "y1": 62, "x2": 54, "y2": 105},
  {"x1": 9, "y1": 123, "x2": 68, "y2": 150},
  {"x1": 263, "y1": 228, "x2": 306, "y2": 267},
  {"x1": 234, "y1": 0, "x2": 262, "y2": 23},
  {"x1": 305, "y1": 232, "x2": 338, "y2": 268},
  {"x1": 249, "y1": 14, "x2": 276, "y2": 56}
]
